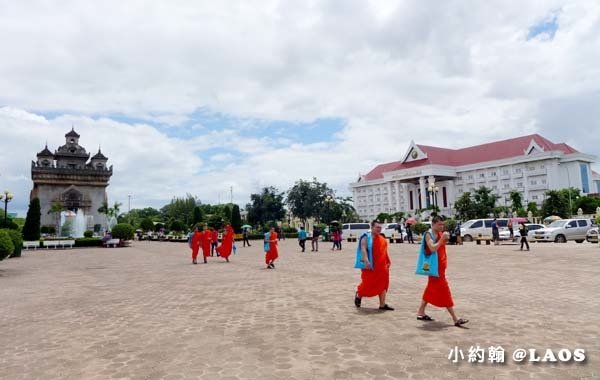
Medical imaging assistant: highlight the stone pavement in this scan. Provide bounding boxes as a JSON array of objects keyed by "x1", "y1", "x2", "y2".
[{"x1": 1, "y1": 239, "x2": 599, "y2": 380}]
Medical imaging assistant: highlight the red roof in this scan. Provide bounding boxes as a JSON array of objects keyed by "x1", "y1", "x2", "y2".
[{"x1": 362, "y1": 134, "x2": 578, "y2": 180}]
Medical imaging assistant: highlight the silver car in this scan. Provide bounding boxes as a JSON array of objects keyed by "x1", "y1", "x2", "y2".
[
  {"x1": 533, "y1": 219, "x2": 593, "y2": 243},
  {"x1": 587, "y1": 227, "x2": 598, "y2": 243}
]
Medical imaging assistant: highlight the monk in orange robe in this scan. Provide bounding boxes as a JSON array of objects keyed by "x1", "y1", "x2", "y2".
[
  {"x1": 355, "y1": 220, "x2": 394, "y2": 311},
  {"x1": 216, "y1": 224, "x2": 234, "y2": 262},
  {"x1": 265, "y1": 227, "x2": 278, "y2": 269},
  {"x1": 417, "y1": 215, "x2": 468, "y2": 327},
  {"x1": 190, "y1": 226, "x2": 202, "y2": 265},
  {"x1": 200, "y1": 225, "x2": 212, "y2": 263}
]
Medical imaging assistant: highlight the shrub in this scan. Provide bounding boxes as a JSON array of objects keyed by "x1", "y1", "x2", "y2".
[
  {"x1": 74, "y1": 238, "x2": 103, "y2": 247},
  {"x1": 0, "y1": 230, "x2": 15, "y2": 261},
  {"x1": 111, "y1": 223, "x2": 135, "y2": 240},
  {"x1": 169, "y1": 220, "x2": 186, "y2": 232},
  {"x1": 83, "y1": 230, "x2": 94, "y2": 238},
  {"x1": 6, "y1": 229, "x2": 23, "y2": 258},
  {"x1": 412, "y1": 223, "x2": 430, "y2": 236},
  {"x1": 0, "y1": 219, "x2": 19, "y2": 230},
  {"x1": 444, "y1": 219, "x2": 457, "y2": 233},
  {"x1": 41, "y1": 225, "x2": 56, "y2": 234},
  {"x1": 23, "y1": 197, "x2": 41, "y2": 241}
]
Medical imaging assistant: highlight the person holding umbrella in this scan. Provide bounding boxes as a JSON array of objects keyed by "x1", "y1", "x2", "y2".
[
  {"x1": 242, "y1": 225, "x2": 252, "y2": 247},
  {"x1": 405, "y1": 217, "x2": 416, "y2": 244}
]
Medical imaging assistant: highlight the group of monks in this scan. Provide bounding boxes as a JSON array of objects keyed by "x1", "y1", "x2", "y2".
[
  {"x1": 355, "y1": 218, "x2": 469, "y2": 327},
  {"x1": 190, "y1": 224, "x2": 235, "y2": 264}
]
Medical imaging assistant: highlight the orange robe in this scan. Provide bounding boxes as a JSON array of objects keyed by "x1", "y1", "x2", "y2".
[
  {"x1": 422, "y1": 231, "x2": 454, "y2": 307},
  {"x1": 217, "y1": 227, "x2": 234, "y2": 259},
  {"x1": 265, "y1": 231, "x2": 279, "y2": 264},
  {"x1": 191, "y1": 231, "x2": 201, "y2": 261},
  {"x1": 357, "y1": 234, "x2": 390, "y2": 297},
  {"x1": 201, "y1": 230, "x2": 211, "y2": 258}
]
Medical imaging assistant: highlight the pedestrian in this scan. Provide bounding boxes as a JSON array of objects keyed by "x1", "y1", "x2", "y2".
[
  {"x1": 354, "y1": 220, "x2": 394, "y2": 311},
  {"x1": 242, "y1": 227, "x2": 251, "y2": 247},
  {"x1": 331, "y1": 229, "x2": 339, "y2": 251},
  {"x1": 216, "y1": 224, "x2": 234, "y2": 262},
  {"x1": 519, "y1": 222, "x2": 530, "y2": 251},
  {"x1": 211, "y1": 228, "x2": 219, "y2": 256},
  {"x1": 416, "y1": 215, "x2": 469, "y2": 327},
  {"x1": 265, "y1": 227, "x2": 279, "y2": 268},
  {"x1": 200, "y1": 225, "x2": 211, "y2": 264},
  {"x1": 406, "y1": 223, "x2": 414, "y2": 244},
  {"x1": 190, "y1": 226, "x2": 201, "y2": 265},
  {"x1": 311, "y1": 226, "x2": 321, "y2": 252},
  {"x1": 397, "y1": 223, "x2": 403, "y2": 243},
  {"x1": 491, "y1": 218, "x2": 500, "y2": 245},
  {"x1": 508, "y1": 219, "x2": 514, "y2": 239},
  {"x1": 298, "y1": 226, "x2": 307, "y2": 252}
]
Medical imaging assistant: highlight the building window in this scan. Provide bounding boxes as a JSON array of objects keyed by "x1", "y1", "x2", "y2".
[
  {"x1": 503, "y1": 169, "x2": 509, "y2": 175},
  {"x1": 491, "y1": 171, "x2": 497, "y2": 176},
  {"x1": 515, "y1": 168, "x2": 522, "y2": 174},
  {"x1": 504, "y1": 184, "x2": 510, "y2": 189},
  {"x1": 531, "y1": 180, "x2": 537, "y2": 185},
  {"x1": 540, "y1": 164, "x2": 545, "y2": 169},
  {"x1": 479, "y1": 173, "x2": 485, "y2": 178},
  {"x1": 528, "y1": 166, "x2": 535, "y2": 171},
  {"x1": 542, "y1": 179, "x2": 547, "y2": 184},
  {"x1": 581, "y1": 163, "x2": 590, "y2": 193},
  {"x1": 442, "y1": 187, "x2": 447, "y2": 207},
  {"x1": 532, "y1": 195, "x2": 538, "y2": 200},
  {"x1": 517, "y1": 182, "x2": 523, "y2": 188},
  {"x1": 468, "y1": 175, "x2": 473, "y2": 180}
]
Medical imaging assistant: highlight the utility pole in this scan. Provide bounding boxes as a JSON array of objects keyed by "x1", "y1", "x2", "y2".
[{"x1": 128, "y1": 195, "x2": 131, "y2": 224}]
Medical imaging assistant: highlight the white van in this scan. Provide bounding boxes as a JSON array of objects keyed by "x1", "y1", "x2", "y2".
[
  {"x1": 381, "y1": 223, "x2": 408, "y2": 239},
  {"x1": 460, "y1": 218, "x2": 509, "y2": 241},
  {"x1": 341, "y1": 223, "x2": 371, "y2": 239}
]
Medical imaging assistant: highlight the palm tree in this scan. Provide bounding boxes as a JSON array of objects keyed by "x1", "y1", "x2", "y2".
[{"x1": 47, "y1": 201, "x2": 65, "y2": 236}]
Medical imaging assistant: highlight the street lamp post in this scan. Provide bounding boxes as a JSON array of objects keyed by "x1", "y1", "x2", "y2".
[
  {"x1": 324, "y1": 195, "x2": 334, "y2": 224},
  {"x1": 427, "y1": 183, "x2": 439, "y2": 209},
  {"x1": 0, "y1": 190, "x2": 14, "y2": 226}
]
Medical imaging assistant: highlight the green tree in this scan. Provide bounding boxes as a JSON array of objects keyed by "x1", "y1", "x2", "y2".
[
  {"x1": 140, "y1": 218, "x2": 155, "y2": 232},
  {"x1": 454, "y1": 192, "x2": 477, "y2": 220},
  {"x1": 192, "y1": 206, "x2": 204, "y2": 226},
  {"x1": 247, "y1": 187, "x2": 285, "y2": 226},
  {"x1": 376, "y1": 213, "x2": 392, "y2": 223},
  {"x1": 170, "y1": 220, "x2": 187, "y2": 233},
  {"x1": 472, "y1": 186, "x2": 499, "y2": 217},
  {"x1": 574, "y1": 196, "x2": 600, "y2": 214},
  {"x1": 541, "y1": 190, "x2": 570, "y2": 218},
  {"x1": 23, "y1": 197, "x2": 41, "y2": 241},
  {"x1": 231, "y1": 204, "x2": 242, "y2": 233},
  {"x1": 509, "y1": 190, "x2": 523, "y2": 211},
  {"x1": 110, "y1": 223, "x2": 135, "y2": 240},
  {"x1": 286, "y1": 178, "x2": 334, "y2": 224},
  {"x1": 527, "y1": 201, "x2": 539, "y2": 217},
  {"x1": 161, "y1": 194, "x2": 198, "y2": 226}
]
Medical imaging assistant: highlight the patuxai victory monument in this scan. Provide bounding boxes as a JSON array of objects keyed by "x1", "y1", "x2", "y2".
[{"x1": 30, "y1": 128, "x2": 112, "y2": 236}]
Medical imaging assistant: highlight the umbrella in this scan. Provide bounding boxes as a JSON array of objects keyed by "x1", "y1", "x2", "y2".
[
  {"x1": 241, "y1": 224, "x2": 252, "y2": 229},
  {"x1": 406, "y1": 217, "x2": 417, "y2": 225},
  {"x1": 329, "y1": 220, "x2": 340, "y2": 225},
  {"x1": 513, "y1": 217, "x2": 528, "y2": 223}
]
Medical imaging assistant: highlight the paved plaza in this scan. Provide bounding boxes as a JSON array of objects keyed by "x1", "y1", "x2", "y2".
[{"x1": 1, "y1": 239, "x2": 599, "y2": 380}]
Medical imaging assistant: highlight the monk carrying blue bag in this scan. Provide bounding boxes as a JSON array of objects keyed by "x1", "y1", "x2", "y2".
[
  {"x1": 354, "y1": 232, "x2": 373, "y2": 270},
  {"x1": 415, "y1": 230, "x2": 439, "y2": 277}
]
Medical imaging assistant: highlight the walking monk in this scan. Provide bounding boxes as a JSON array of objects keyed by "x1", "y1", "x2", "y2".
[
  {"x1": 216, "y1": 224, "x2": 234, "y2": 262},
  {"x1": 354, "y1": 220, "x2": 394, "y2": 311},
  {"x1": 265, "y1": 227, "x2": 278, "y2": 269},
  {"x1": 417, "y1": 215, "x2": 469, "y2": 327},
  {"x1": 190, "y1": 226, "x2": 202, "y2": 265},
  {"x1": 200, "y1": 225, "x2": 211, "y2": 264}
]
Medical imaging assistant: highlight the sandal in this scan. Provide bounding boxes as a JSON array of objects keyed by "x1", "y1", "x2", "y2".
[
  {"x1": 417, "y1": 314, "x2": 434, "y2": 321},
  {"x1": 354, "y1": 292, "x2": 361, "y2": 308},
  {"x1": 454, "y1": 318, "x2": 469, "y2": 327},
  {"x1": 379, "y1": 304, "x2": 394, "y2": 311}
]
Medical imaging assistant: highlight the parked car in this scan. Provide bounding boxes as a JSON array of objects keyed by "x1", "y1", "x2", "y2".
[
  {"x1": 341, "y1": 223, "x2": 371, "y2": 239},
  {"x1": 498, "y1": 223, "x2": 544, "y2": 241},
  {"x1": 381, "y1": 223, "x2": 408, "y2": 239},
  {"x1": 460, "y1": 218, "x2": 509, "y2": 242},
  {"x1": 586, "y1": 227, "x2": 598, "y2": 243},
  {"x1": 533, "y1": 219, "x2": 593, "y2": 243}
]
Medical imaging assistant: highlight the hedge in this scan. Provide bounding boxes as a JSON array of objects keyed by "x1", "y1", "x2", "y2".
[
  {"x1": 0, "y1": 230, "x2": 15, "y2": 260},
  {"x1": 111, "y1": 223, "x2": 135, "y2": 240},
  {"x1": 74, "y1": 238, "x2": 103, "y2": 247},
  {"x1": 7, "y1": 229, "x2": 23, "y2": 258}
]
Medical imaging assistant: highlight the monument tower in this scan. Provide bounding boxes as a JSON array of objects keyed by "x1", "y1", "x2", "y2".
[{"x1": 31, "y1": 128, "x2": 113, "y2": 232}]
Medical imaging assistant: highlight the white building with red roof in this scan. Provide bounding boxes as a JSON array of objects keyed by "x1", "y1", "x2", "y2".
[{"x1": 350, "y1": 134, "x2": 598, "y2": 221}]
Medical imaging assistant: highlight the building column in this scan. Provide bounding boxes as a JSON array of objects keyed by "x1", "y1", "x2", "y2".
[
  {"x1": 394, "y1": 181, "x2": 401, "y2": 211},
  {"x1": 387, "y1": 182, "x2": 393, "y2": 212},
  {"x1": 402, "y1": 183, "x2": 409, "y2": 211},
  {"x1": 419, "y1": 177, "x2": 427, "y2": 210}
]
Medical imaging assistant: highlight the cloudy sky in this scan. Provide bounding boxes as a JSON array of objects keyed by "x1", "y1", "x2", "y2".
[{"x1": 1, "y1": 0, "x2": 599, "y2": 215}]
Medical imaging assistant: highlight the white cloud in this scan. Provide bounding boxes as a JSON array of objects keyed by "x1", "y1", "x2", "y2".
[{"x1": 1, "y1": 1, "x2": 599, "y2": 215}]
